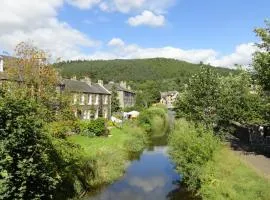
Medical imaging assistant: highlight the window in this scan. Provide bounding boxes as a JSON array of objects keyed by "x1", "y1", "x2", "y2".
[
  {"x1": 95, "y1": 94, "x2": 99, "y2": 105},
  {"x1": 104, "y1": 95, "x2": 108, "y2": 104},
  {"x1": 88, "y1": 94, "x2": 92, "y2": 105},
  {"x1": 73, "y1": 94, "x2": 77, "y2": 104},
  {"x1": 80, "y1": 94, "x2": 85, "y2": 105}
]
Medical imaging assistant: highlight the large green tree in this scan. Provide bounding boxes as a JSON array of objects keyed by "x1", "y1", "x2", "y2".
[
  {"x1": 253, "y1": 21, "x2": 270, "y2": 91},
  {"x1": 0, "y1": 93, "x2": 59, "y2": 199}
]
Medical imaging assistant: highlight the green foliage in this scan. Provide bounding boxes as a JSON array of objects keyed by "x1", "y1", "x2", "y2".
[
  {"x1": 175, "y1": 67, "x2": 267, "y2": 126},
  {"x1": 55, "y1": 58, "x2": 232, "y2": 82},
  {"x1": 138, "y1": 107, "x2": 169, "y2": 134},
  {"x1": 78, "y1": 118, "x2": 107, "y2": 137},
  {"x1": 199, "y1": 148, "x2": 270, "y2": 200},
  {"x1": 175, "y1": 67, "x2": 221, "y2": 126},
  {"x1": 111, "y1": 85, "x2": 120, "y2": 113},
  {"x1": 123, "y1": 124, "x2": 147, "y2": 154},
  {"x1": 0, "y1": 93, "x2": 59, "y2": 200},
  {"x1": 168, "y1": 119, "x2": 221, "y2": 191},
  {"x1": 217, "y1": 72, "x2": 266, "y2": 125},
  {"x1": 46, "y1": 120, "x2": 77, "y2": 138},
  {"x1": 253, "y1": 20, "x2": 270, "y2": 91}
]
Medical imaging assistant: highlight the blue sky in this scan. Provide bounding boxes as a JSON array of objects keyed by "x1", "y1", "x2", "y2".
[
  {"x1": 0, "y1": 0, "x2": 269, "y2": 67},
  {"x1": 59, "y1": 0, "x2": 269, "y2": 53}
]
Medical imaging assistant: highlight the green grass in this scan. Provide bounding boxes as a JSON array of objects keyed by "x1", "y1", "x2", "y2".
[
  {"x1": 68, "y1": 128, "x2": 129, "y2": 157},
  {"x1": 200, "y1": 147, "x2": 270, "y2": 200},
  {"x1": 169, "y1": 119, "x2": 270, "y2": 200},
  {"x1": 67, "y1": 125, "x2": 147, "y2": 188}
]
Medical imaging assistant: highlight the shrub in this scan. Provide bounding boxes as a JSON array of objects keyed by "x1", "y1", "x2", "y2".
[
  {"x1": 168, "y1": 119, "x2": 221, "y2": 191},
  {"x1": 46, "y1": 120, "x2": 77, "y2": 138},
  {"x1": 138, "y1": 107, "x2": 169, "y2": 134},
  {"x1": 78, "y1": 118, "x2": 107, "y2": 137},
  {"x1": 123, "y1": 125, "x2": 147, "y2": 154},
  {"x1": 0, "y1": 96, "x2": 60, "y2": 199}
]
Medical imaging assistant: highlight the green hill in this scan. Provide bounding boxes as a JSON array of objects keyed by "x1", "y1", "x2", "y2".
[{"x1": 54, "y1": 58, "x2": 233, "y2": 83}]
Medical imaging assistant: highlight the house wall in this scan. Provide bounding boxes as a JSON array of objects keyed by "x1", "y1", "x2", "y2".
[
  {"x1": 72, "y1": 92, "x2": 111, "y2": 120},
  {"x1": 117, "y1": 90, "x2": 135, "y2": 108}
]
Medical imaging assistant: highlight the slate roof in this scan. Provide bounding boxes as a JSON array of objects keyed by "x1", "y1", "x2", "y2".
[
  {"x1": 104, "y1": 83, "x2": 135, "y2": 94},
  {"x1": 62, "y1": 79, "x2": 111, "y2": 95}
]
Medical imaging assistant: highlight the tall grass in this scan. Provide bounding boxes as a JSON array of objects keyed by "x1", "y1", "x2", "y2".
[
  {"x1": 138, "y1": 106, "x2": 169, "y2": 136},
  {"x1": 168, "y1": 119, "x2": 270, "y2": 199}
]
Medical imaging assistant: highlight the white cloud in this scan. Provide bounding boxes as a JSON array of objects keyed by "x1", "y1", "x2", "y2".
[
  {"x1": 0, "y1": 0, "x2": 99, "y2": 60},
  {"x1": 128, "y1": 10, "x2": 165, "y2": 27},
  {"x1": 108, "y1": 38, "x2": 125, "y2": 47},
  {"x1": 78, "y1": 38, "x2": 256, "y2": 68},
  {"x1": 128, "y1": 176, "x2": 166, "y2": 192},
  {"x1": 67, "y1": 0, "x2": 101, "y2": 9},
  {"x1": 209, "y1": 43, "x2": 257, "y2": 67}
]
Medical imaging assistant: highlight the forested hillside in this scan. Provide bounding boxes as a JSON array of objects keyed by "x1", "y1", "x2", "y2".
[{"x1": 54, "y1": 58, "x2": 233, "y2": 82}]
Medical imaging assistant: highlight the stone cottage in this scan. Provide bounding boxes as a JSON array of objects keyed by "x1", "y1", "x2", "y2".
[
  {"x1": 62, "y1": 77, "x2": 111, "y2": 120},
  {"x1": 104, "y1": 81, "x2": 136, "y2": 108},
  {"x1": 160, "y1": 91, "x2": 179, "y2": 109}
]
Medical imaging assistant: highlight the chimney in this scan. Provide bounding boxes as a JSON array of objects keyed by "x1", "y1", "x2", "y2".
[
  {"x1": 98, "y1": 80, "x2": 103, "y2": 85},
  {"x1": 81, "y1": 76, "x2": 91, "y2": 86},
  {"x1": 127, "y1": 86, "x2": 131, "y2": 90},
  {"x1": 0, "y1": 57, "x2": 3, "y2": 72},
  {"x1": 71, "y1": 76, "x2": 77, "y2": 80},
  {"x1": 120, "y1": 81, "x2": 127, "y2": 89}
]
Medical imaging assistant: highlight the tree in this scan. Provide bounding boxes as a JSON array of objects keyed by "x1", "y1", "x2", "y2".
[
  {"x1": 253, "y1": 20, "x2": 270, "y2": 91},
  {"x1": 0, "y1": 92, "x2": 59, "y2": 199},
  {"x1": 5, "y1": 42, "x2": 73, "y2": 122},
  {"x1": 111, "y1": 85, "x2": 120, "y2": 113},
  {"x1": 175, "y1": 67, "x2": 221, "y2": 126}
]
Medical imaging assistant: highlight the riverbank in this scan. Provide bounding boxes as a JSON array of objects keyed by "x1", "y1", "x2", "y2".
[
  {"x1": 169, "y1": 119, "x2": 270, "y2": 200},
  {"x1": 68, "y1": 124, "x2": 147, "y2": 189}
]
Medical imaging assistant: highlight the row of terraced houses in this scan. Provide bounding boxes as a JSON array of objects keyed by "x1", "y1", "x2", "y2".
[{"x1": 0, "y1": 55, "x2": 136, "y2": 121}]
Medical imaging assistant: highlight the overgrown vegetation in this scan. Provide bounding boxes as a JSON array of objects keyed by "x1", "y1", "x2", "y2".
[
  {"x1": 169, "y1": 119, "x2": 270, "y2": 200},
  {"x1": 138, "y1": 106, "x2": 169, "y2": 135}
]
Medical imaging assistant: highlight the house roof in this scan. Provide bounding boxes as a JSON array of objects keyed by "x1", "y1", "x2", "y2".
[
  {"x1": 104, "y1": 83, "x2": 135, "y2": 94},
  {"x1": 62, "y1": 79, "x2": 111, "y2": 95},
  {"x1": 160, "y1": 91, "x2": 179, "y2": 98}
]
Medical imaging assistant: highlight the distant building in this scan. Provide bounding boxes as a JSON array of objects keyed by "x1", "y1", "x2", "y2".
[
  {"x1": 104, "y1": 81, "x2": 136, "y2": 108},
  {"x1": 160, "y1": 91, "x2": 179, "y2": 109},
  {"x1": 62, "y1": 77, "x2": 111, "y2": 120}
]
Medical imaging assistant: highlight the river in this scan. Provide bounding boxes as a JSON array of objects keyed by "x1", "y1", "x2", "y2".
[
  {"x1": 86, "y1": 141, "x2": 196, "y2": 199},
  {"x1": 85, "y1": 111, "x2": 197, "y2": 200}
]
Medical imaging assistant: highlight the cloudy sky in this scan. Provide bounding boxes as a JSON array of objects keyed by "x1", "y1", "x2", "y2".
[{"x1": 0, "y1": 0, "x2": 269, "y2": 67}]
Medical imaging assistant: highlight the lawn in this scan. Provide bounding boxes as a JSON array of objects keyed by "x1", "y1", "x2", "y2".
[
  {"x1": 67, "y1": 127, "x2": 134, "y2": 187},
  {"x1": 68, "y1": 128, "x2": 129, "y2": 157}
]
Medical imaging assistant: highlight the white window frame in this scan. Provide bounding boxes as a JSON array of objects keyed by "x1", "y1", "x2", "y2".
[
  {"x1": 88, "y1": 94, "x2": 92, "y2": 105},
  {"x1": 80, "y1": 94, "x2": 85, "y2": 105},
  {"x1": 73, "y1": 94, "x2": 77, "y2": 104},
  {"x1": 95, "y1": 94, "x2": 99, "y2": 105}
]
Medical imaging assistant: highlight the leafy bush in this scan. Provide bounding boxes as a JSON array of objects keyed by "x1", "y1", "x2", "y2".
[
  {"x1": 123, "y1": 125, "x2": 147, "y2": 153},
  {"x1": 78, "y1": 118, "x2": 107, "y2": 137},
  {"x1": 0, "y1": 95, "x2": 60, "y2": 199},
  {"x1": 138, "y1": 107, "x2": 169, "y2": 134},
  {"x1": 46, "y1": 120, "x2": 77, "y2": 138},
  {"x1": 168, "y1": 119, "x2": 221, "y2": 191}
]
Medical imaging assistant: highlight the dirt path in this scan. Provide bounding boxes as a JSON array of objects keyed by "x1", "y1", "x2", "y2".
[
  {"x1": 229, "y1": 135, "x2": 270, "y2": 179},
  {"x1": 233, "y1": 150, "x2": 270, "y2": 179}
]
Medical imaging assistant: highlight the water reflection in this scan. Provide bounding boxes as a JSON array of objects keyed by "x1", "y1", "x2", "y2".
[{"x1": 86, "y1": 146, "x2": 196, "y2": 200}]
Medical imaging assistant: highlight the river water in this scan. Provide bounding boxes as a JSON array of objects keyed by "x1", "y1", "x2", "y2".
[
  {"x1": 86, "y1": 111, "x2": 197, "y2": 200},
  {"x1": 86, "y1": 142, "x2": 196, "y2": 200}
]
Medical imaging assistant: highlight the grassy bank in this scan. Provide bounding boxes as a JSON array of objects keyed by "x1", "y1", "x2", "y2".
[
  {"x1": 68, "y1": 123, "x2": 147, "y2": 188},
  {"x1": 169, "y1": 119, "x2": 270, "y2": 200}
]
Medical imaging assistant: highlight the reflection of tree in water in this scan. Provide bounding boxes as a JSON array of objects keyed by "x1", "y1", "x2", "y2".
[{"x1": 166, "y1": 181, "x2": 200, "y2": 200}]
